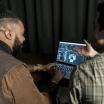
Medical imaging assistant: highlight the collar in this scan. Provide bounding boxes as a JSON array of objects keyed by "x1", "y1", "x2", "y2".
[{"x1": 0, "y1": 41, "x2": 12, "y2": 54}]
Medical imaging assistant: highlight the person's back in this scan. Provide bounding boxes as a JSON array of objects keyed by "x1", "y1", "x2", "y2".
[{"x1": 68, "y1": 53, "x2": 104, "y2": 104}]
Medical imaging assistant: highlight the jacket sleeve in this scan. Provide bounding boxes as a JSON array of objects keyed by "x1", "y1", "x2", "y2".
[{"x1": 2, "y1": 64, "x2": 51, "y2": 104}]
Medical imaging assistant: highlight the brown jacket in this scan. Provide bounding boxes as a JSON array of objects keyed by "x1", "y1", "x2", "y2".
[{"x1": 0, "y1": 50, "x2": 51, "y2": 104}]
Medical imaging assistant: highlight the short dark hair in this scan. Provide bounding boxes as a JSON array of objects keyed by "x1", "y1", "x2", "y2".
[
  {"x1": 0, "y1": 18, "x2": 20, "y2": 28},
  {"x1": 97, "y1": 2, "x2": 104, "y2": 31}
]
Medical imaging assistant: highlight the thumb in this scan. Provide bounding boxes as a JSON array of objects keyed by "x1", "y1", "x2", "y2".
[{"x1": 83, "y1": 40, "x2": 92, "y2": 51}]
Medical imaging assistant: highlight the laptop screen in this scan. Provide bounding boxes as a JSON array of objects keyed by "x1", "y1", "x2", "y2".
[{"x1": 56, "y1": 42, "x2": 86, "y2": 66}]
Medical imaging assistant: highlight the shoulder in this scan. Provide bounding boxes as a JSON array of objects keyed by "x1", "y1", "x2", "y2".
[
  {"x1": 72, "y1": 53, "x2": 104, "y2": 80},
  {"x1": 0, "y1": 50, "x2": 29, "y2": 78},
  {"x1": 77, "y1": 52, "x2": 104, "y2": 70},
  {"x1": 0, "y1": 50, "x2": 23, "y2": 64},
  {"x1": 0, "y1": 50, "x2": 27, "y2": 69}
]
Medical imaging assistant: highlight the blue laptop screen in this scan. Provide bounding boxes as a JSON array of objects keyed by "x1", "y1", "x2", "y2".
[{"x1": 56, "y1": 42, "x2": 86, "y2": 65}]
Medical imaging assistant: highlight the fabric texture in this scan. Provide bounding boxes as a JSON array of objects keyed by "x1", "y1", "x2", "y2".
[
  {"x1": 0, "y1": 42, "x2": 51, "y2": 104},
  {"x1": 68, "y1": 53, "x2": 104, "y2": 104}
]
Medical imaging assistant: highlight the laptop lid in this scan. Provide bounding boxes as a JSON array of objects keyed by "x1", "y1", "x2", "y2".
[{"x1": 56, "y1": 41, "x2": 86, "y2": 66}]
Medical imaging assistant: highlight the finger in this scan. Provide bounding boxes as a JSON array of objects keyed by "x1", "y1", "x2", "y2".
[
  {"x1": 83, "y1": 40, "x2": 90, "y2": 46},
  {"x1": 49, "y1": 63, "x2": 55, "y2": 68},
  {"x1": 83, "y1": 39, "x2": 92, "y2": 50},
  {"x1": 45, "y1": 63, "x2": 55, "y2": 71},
  {"x1": 74, "y1": 47, "x2": 84, "y2": 55}
]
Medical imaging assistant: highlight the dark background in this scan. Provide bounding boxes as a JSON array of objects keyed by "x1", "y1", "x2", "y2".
[{"x1": 2, "y1": 0, "x2": 103, "y2": 63}]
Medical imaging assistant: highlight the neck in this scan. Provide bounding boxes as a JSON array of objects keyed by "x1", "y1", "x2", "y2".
[
  {"x1": 0, "y1": 40, "x2": 12, "y2": 54},
  {"x1": 0, "y1": 40, "x2": 13, "y2": 50}
]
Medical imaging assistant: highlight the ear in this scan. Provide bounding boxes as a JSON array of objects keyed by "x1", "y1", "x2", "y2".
[{"x1": 4, "y1": 30, "x2": 15, "y2": 40}]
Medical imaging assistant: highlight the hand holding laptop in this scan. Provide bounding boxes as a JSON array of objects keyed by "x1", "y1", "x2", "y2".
[
  {"x1": 55, "y1": 41, "x2": 87, "y2": 79},
  {"x1": 75, "y1": 40, "x2": 98, "y2": 57}
]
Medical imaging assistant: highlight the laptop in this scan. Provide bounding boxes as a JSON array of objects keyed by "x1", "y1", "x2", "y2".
[{"x1": 55, "y1": 41, "x2": 86, "y2": 79}]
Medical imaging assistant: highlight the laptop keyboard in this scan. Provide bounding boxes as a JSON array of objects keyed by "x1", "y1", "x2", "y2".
[{"x1": 56, "y1": 63, "x2": 75, "y2": 79}]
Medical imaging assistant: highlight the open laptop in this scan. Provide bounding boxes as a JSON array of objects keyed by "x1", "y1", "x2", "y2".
[{"x1": 55, "y1": 41, "x2": 86, "y2": 79}]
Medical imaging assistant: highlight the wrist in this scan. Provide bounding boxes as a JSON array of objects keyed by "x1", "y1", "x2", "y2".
[
  {"x1": 34, "y1": 64, "x2": 43, "y2": 71},
  {"x1": 90, "y1": 51, "x2": 98, "y2": 57},
  {"x1": 33, "y1": 65, "x2": 39, "y2": 71}
]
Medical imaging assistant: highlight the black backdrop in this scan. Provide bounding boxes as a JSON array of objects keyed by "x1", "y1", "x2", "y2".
[{"x1": 2, "y1": 0, "x2": 101, "y2": 57}]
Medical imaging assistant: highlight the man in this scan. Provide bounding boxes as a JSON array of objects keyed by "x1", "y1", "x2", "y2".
[
  {"x1": 0, "y1": 7, "x2": 64, "y2": 104},
  {"x1": 67, "y1": 2, "x2": 104, "y2": 104}
]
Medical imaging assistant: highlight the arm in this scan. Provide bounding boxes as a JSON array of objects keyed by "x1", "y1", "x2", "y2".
[
  {"x1": 2, "y1": 65, "x2": 51, "y2": 104},
  {"x1": 48, "y1": 69, "x2": 64, "y2": 94},
  {"x1": 27, "y1": 63, "x2": 55, "y2": 72}
]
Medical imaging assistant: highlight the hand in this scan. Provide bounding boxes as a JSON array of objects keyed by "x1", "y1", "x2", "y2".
[
  {"x1": 75, "y1": 40, "x2": 98, "y2": 57},
  {"x1": 51, "y1": 68, "x2": 64, "y2": 84},
  {"x1": 36, "y1": 63, "x2": 55, "y2": 71}
]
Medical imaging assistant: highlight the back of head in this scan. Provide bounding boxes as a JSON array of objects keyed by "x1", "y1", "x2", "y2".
[{"x1": 0, "y1": 2, "x2": 21, "y2": 29}]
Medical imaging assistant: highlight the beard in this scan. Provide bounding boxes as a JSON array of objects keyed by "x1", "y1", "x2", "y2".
[{"x1": 13, "y1": 37, "x2": 23, "y2": 56}]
